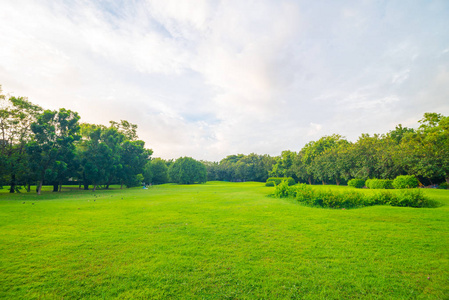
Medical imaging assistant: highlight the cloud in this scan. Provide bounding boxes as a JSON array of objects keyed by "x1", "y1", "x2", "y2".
[{"x1": 0, "y1": 0, "x2": 448, "y2": 161}]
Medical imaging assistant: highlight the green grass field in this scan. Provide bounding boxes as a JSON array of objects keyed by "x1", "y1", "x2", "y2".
[{"x1": 1, "y1": 182, "x2": 448, "y2": 299}]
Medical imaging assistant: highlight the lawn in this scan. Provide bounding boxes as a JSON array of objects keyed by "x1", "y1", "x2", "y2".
[{"x1": 0, "y1": 182, "x2": 448, "y2": 299}]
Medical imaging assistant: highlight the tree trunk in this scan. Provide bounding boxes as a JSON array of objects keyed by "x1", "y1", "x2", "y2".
[
  {"x1": 27, "y1": 183, "x2": 31, "y2": 193},
  {"x1": 308, "y1": 177, "x2": 312, "y2": 185},
  {"x1": 37, "y1": 180, "x2": 43, "y2": 195},
  {"x1": 336, "y1": 178, "x2": 340, "y2": 186},
  {"x1": 9, "y1": 174, "x2": 16, "y2": 193},
  {"x1": 79, "y1": 182, "x2": 82, "y2": 189},
  {"x1": 446, "y1": 177, "x2": 449, "y2": 184},
  {"x1": 322, "y1": 180, "x2": 325, "y2": 185},
  {"x1": 93, "y1": 184, "x2": 97, "y2": 192},
  {"x1": 53, "y1": 183, "x2": 58, "y2": 192},
  {"x1": 120, "y1": 182, "x2": 124, "y2": 189},
  {"x1": 59, "y1": 181, "x2": 62, "y2": 192},
  {"x1": 84, "y1": 184, "x2": 89, "y2": 190}
]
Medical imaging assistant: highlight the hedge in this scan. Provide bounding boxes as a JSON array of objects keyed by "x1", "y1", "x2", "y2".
[
  {"x1": 365, "y1": 179, "x2": 394, "y2": 189},
  {"x1": 273, "y1": 183, "x2": 437, "y2": 208},
  {"x1": 392, "y1": 175, "x2": 419, "y2": 189},
  {"x1": 348, "y1": 178, "x2": 365, "y2": 188}
]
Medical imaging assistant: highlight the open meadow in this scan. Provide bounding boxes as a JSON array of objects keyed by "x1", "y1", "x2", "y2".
[{"x1": 1, "y1": 182, "x2": 448, "y2": 299}]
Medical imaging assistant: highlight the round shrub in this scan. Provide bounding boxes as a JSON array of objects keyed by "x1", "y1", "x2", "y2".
[
  {"x1": 348, "y1": 178, "x2": 365, "y2": 189},
  {"x1": 265, "y1": 181, "x2": 275, "y2": 187},
  {"x1": 393, "y1": 175, "x2": 418, "y2": 189}
]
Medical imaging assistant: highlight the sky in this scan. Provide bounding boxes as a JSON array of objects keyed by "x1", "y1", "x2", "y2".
[{"x1": 1, "y1": 0, "x2": 448, "y2": 161}]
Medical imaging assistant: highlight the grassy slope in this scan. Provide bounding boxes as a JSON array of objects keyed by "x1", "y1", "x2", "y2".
[{"x1": 0, "y1": 182, "x2": 448, "y2": 299}]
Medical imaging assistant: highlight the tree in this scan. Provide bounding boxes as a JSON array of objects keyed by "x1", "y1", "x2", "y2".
[
  {"x1": 27, "y1": 108, "x2": 80, "y2": 195},
  {"x1": 117, "y1": 140, "x2": 152, "y2": 188},
  {"x1": 0, "y1": 88, "x2": 42, "y2": 192},
  {"x1": 400, "y1": 113, "x2": 449, "y2": 184},
  {"x1": 169, "y1": 157, "x2": 207, "y2": 184},
  {"x1": 110, "y1": 120, "x2": 138, "y2": 141},
  {"x1": 269, "y1": 151, "x2": 296, "y2": 179},
  {"x1": 300, "y1": 135, "x2": 345, "y2": 184},
  {"x1": 80, "y1": 126, "x2": 113, "y2": 191},
  {"x1": 144, "y1": 158, "x2": 169, "y2": 184}
]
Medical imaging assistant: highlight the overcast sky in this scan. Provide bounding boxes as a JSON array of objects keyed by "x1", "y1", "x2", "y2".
[{"x1": 1, "y1": 1, "x2": 448, "y2": 161}]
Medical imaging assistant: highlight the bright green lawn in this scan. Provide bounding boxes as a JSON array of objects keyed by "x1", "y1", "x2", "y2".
[{"x1": 0, "y1": 182, "x2": 448, "y2": 299}]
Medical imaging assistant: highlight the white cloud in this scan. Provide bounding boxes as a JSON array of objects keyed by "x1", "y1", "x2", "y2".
[{"x1": 0, "y1": 0, "x2": 448, "y2": 161}]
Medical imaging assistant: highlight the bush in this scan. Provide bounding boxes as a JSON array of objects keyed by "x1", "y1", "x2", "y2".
[
  {"x1": 265, "y1": 181, "x2": 275, "y2": 187},
  {"x1": 294, "y1": 187, "x2": 368, "y2": 209},
  {"x1": 293, "y1": 184, "x2": 315, "y2": 203},
  {"x1": 391, "y1": 189, "x2": 437, "y2": 207},
  {"x1": 367, "y1": 190, "x2": 396, "y2": 205},
  {"x1": 437, "y1": 182, "x2": 448, "y2": 189},
  {"x1": 365, "y1": 179, "x2": 394, "y2": 189},
  {"x1": 266, "y1": 177, "x2": 295, "y2": 186},
  {"x1": 393, "y1": 175, "x2": 419, "y2": 189},
  {"x1": 348, "y1": 178, "x2": 365, "y2": 189},
  {"x1": 274, "y1": 180, "x2": 291, "y2": 198},
  {"x1": 274, "y1": 184, "x2": 438, "y2": 209}
]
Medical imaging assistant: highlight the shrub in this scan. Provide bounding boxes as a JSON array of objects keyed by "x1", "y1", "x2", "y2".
[
  {"x1": 266, "y1": 177, "x2": 295, "y2": 186},
  {"x1": 391, "y1": 189, "x2": 437, "y2": 208},
  {"x1": 348, "y1": 178, "x2": 365, "y2": 188},
  {"x1": 368, "y1": 190, "x2": 396, "y2": 205},
  {"x1": 437, "y1": 182, "x2": 448, "y2": 189},
  {"x1": 294, "y1": 184, "x2": 318, "y2": 205},
  {"x1": 265, "y1": 181, "x2": 275, "y2": 187},
  {"x1": 295, "y1": 188, "x2": 368, "y2": 209},
  {"x1": 274, "y1": 182, "x2": 438, "y2": 209},
  {"x1": 365, "y1": 179, "x2": 394, "y2": 189},
  {"x1": 393, "y1": 175, "x2": 418, "y2": 189},
  {"x1": 274, "y1": 180, "x2": 290, "y2": 198}
]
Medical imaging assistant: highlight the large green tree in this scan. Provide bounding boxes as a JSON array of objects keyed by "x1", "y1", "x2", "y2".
[
  {"x1": 144, "y1": 158, "x2": 169, "y2": 184},
  {"x1": 169, "y1": 157, "x2": 207, "y2": 184},
  {"x1": 27, "y1": 108, "x2": 80, "y2": 195},
  {"x1": 0, "y1": 88, "x2": 42, "y2": 192},
  {"x1": 117, "y1": 140, "x2": 152, "y2": 188},
  {"x1": 400, "y1": 113, "x2": 449, "y2": 184}
]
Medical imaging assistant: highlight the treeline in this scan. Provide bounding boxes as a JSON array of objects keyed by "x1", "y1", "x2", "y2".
[
  {"x1": 1, "y1": 86, "x2": 448, "y2": 192},
  {"x1": 0, "y1": 87, "x2": 153, "y2": 194},
  {"x1": 200, "y1": 112, "x2": 449, "y2": 186},
  {"x1": 275, "y1": 112, "x2": 449, "y2": 186},
  {"x1": 0, "y1": 86, "x2": 209, "y2": 194}
]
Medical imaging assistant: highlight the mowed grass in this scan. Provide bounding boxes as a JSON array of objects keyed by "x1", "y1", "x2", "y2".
[{"x1": 0, "y1": 182, "x2": 448, "y2": 299}]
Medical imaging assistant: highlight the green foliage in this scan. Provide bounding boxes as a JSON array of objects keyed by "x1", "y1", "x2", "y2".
[
  {"x1": 391, "y1": 189, "x2": 437, "y2": 207},
  {"x1": 274, "y1": 182, "x2": 437, "y2": 209},
  {"x1": 265, "y1": 181, "x2": 275, "y2": 187},
  {"x1": 393, "y1": 175, "x2": 419, "y2": 189},
  {"x1": 0, "y1": 90, "x2": 42, "y2": 192},
  {"x1": 273, "y1": 180, "x2": 290, "y2": 198},
  {"x1": 146, "y1": 158, "x2": 169, "y2": 184},
  {"x1": 266, "y1": 177, "x2": 295, "y2": 186},
  {"x1": 365, "y1": 178, "x2": 394, "y2": 189},
  {"x1": 169, "y1": 157, "x2": 207, "y2": 184},
  {"x1": 28, "y1": 108, "x2": 80, "y2": 194},
  {"x1": 348, "y1": 178, "x2": 365, "y2": 188},
  {"x1": 216, "y1": 153, "x2": 275, "y2": 182},
  {"x1": 437, "y1": 182, "x2": 448, "y2": 189},
  {"x1": 293, "y1": 186, "x2": 368, "y2": 209}
]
